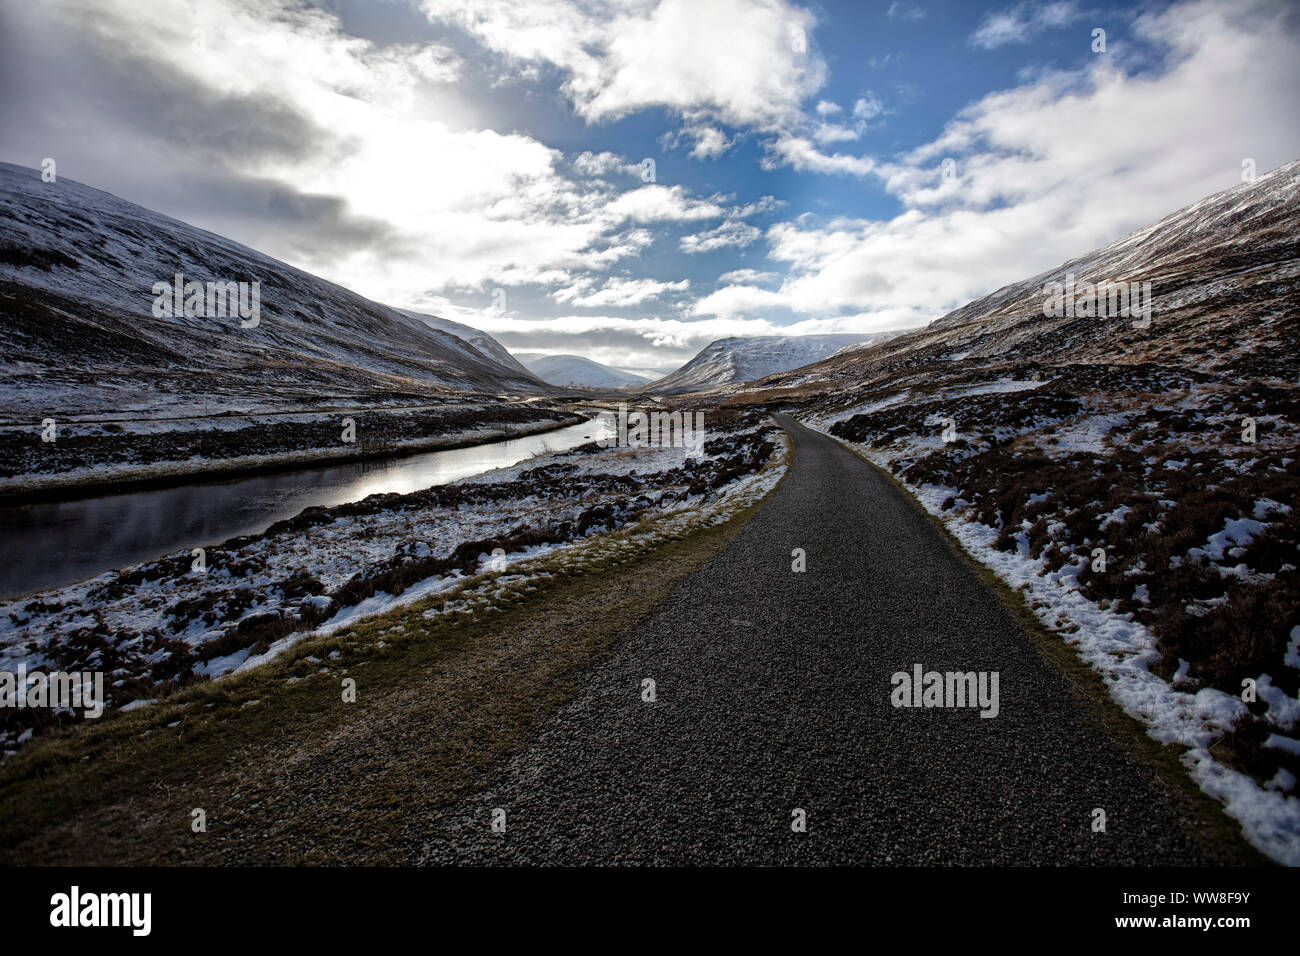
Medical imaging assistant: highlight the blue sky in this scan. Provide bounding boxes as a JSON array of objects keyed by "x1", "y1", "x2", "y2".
[{"x1": 1, "y1": 0, "x2": 1297, "y2": 368}]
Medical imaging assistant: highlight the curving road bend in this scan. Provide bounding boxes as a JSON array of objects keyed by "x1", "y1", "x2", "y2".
[{"x1": 416, "y1": 415, "x2": 1219, "y2": 865}]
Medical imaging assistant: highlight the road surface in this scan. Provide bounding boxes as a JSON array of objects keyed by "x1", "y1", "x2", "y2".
[{"x1": 416, "y1": 415, "x2": 1218, "y2": 864}]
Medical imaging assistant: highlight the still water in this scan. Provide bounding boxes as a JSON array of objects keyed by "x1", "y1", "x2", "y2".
[{"x1": 0, "y1": 417, "x2": 610, "y2": 600}]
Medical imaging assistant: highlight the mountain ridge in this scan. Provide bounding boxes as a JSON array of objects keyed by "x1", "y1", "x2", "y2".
[{"x1": 0, "y1": 162, "x2": 547, "y2": 418}]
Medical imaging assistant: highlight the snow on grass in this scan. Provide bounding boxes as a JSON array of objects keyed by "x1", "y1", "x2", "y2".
[
  {"x1": 1048, "y1": 411, "x2": 1134, "y2": 455},
  {"x1": 1190, "y1": 515, "x2": 1267, "y2": 563},
  {"x1": 228, "y1": 430, "x2": 789, "y2": 684},
  {"x1": 943, "y1": 378, "x2": 1048, "y2": 399}
]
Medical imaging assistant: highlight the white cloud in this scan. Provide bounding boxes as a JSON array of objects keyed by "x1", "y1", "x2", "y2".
[
  {"x1": 763, "y1": 134, "x2": 878, "y2": 176},
  {"x1": 718, "y1": 268, "x2": 780, "y2": 285},
  {"x1": 680, "y1": 219, "x2": 762, "y2": 254},
  {"x1": 661, "y1": 123, "x2": 735, "y2": 160},
  {"x1": 811, "y1": 122, "x2": 861, "y2": 145},
  {"x1": 5, "y1": 0, "x2": 749, "y2": 318},
  {"x1": 420, "y1": 1, "x2": 885, "y2": 183},
  {"x1": 685, "y1": 125, "x2": 733, "y2": 159},
  {"x1": 806, "y1": 91, "x2": 886, "y2": 144},
  {"x1": 971, "y1": 1, "x2": 1082, "y2": 49},
  {"x1": 886, "y1": 2, "x2": 926, "y2": 21},
  {"x1": 555, "y1": 277, "x2": 690, "y2": 307},
  {"x1": 420, "y1": 0, "x2": 826, "y2": 128},
  {"x1": 603, "y1": 184, "x2": 727, "y2": 223},
  {"x1": 572, "y1": 150, "x2": 639, "y2": 177},
  {"x1": 853, "y1": 93, "x2": 884, "y2": 120},
  {"x1": 735, "y1": 195, "x2": 783, "y2": 217}
]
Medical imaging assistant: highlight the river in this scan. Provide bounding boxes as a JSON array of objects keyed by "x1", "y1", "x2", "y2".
[{"x1": 0, "y1": 416, "x2": 611, "y2": 600}]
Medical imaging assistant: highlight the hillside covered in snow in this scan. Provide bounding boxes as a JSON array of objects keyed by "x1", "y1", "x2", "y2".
[
  {"x1": 515, "y1": 352, "x2": 653, "y2": 389},
  {"x1": 645, "y1": 332, "x2": 902, "y2": 394},
  {"x1": 404, "y1": 311, "x2": 539, "y2": 383},
  {"x1": 0, "y1": 163, "x2": 546, "y2": 420}
]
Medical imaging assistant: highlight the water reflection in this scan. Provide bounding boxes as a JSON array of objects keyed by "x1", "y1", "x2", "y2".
[{"x1": 0, "y1": 417, "x2": 609, "y2": 600}]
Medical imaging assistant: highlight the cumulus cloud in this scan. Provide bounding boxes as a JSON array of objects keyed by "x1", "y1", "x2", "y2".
[
  {"x1": 718, "y1": 268, "x2": 780, "y2": 285},
  {"x1": 572, "y1": 150, "x2": 641, "y2": 178},
  {"x1": 853, "y1": 93, "x2": 885, "y2": 121},
  {"x1": 763, "y1": 134, "x2": 878, "y2": 176},
  {"x1": 806, "y1": 92, "x2": 886, "y2": 145},
  {"x1": 683, "y1": 125, "x2": 733, "y2": 160},
  {"x1": 418, "y1": 0, "x2": 865, "y2": 178},
  {"x1": 603, "y1": 184, "x2": 727, "y2": 223},
  {"x1": 659, "y1": 122, "x2": 736, "y2": 160},
  {"x1": 419, "y1": 0, "x2": 825, "y2": 128},
  {"x1": 0, "y1": 0, "x2": 747, "y2": 315}
]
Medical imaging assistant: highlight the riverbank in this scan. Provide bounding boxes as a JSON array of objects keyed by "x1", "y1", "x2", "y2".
[{"x1": 0, "y1": 404, "x2": 585, "y2": 504}]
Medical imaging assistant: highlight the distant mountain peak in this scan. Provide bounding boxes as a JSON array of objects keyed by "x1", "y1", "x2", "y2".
[
  {"x1": 514, "y1": 353, "x2": 654, "y2": 389},
  {"x1": 644, "y1": 332, "x2": 904, "y2": 394}
]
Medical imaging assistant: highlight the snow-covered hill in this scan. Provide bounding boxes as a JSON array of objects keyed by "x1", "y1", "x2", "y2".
[
  {"x1": 515, "y1": 352, "x2": 653, "y2": 389},
  {"x1": 0, "y1": 163, "x2": 546, "y2": 418},
  {"x1": 403, "y1": 311, "x2": 539, "y2": 382},
  {"x1": 644, "y1": 332, "x2": 901, "y2": 394}
]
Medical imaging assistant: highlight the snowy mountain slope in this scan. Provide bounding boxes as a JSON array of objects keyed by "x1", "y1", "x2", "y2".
[
  {"x1": 744, "y1": 160, "x2": 1299, "y2": 401},
  {"x1": 930, "y1": 160, "x2": 1300, "y2": 350},
  {"x1": 644, "y1": 332, "x2": 902, "y2": 394},
  {"x1": 0, "y1": 163, "x2": 547, "y2": 418},
  {"x1": 403, "y1": 311, "x2": 539, "y2": 382},
  {"x1": 515, "y1": 352, "x2": 652, "y2": 388}
]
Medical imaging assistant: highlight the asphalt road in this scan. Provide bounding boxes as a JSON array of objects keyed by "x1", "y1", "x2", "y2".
[{"x1": 417, "y1": 415, "x2": 1217, "y2": 865}]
